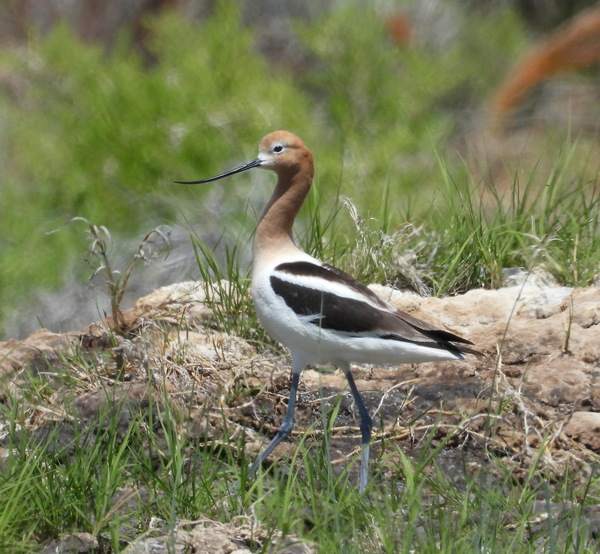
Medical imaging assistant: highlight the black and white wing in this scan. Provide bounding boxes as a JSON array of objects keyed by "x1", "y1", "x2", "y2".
[{"x1": 269, "y1": 260, "x2": 478, "y2": 356}]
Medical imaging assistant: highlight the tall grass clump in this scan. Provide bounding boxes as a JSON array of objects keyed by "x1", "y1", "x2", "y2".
[
  {"x1": 190, "y1": 233, "x2": 273, "y2": 348},
  {"x1": 420, "y1": 142, "x2": 600, "y2": 293}
]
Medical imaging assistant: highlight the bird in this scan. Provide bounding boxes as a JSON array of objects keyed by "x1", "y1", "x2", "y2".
[{"x1": 177, "y1": 130, "x2": 478, "y2": 492}]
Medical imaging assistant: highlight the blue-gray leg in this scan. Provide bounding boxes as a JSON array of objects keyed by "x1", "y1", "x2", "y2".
[
  {"x1": 342, "y1": 363, "x2": 373, "y2": 493},
  {"x1": 248, "y1": 371, "x2": 301, "y2": 478}
]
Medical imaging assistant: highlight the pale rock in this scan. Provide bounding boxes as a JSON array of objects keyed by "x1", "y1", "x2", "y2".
[{"x1": 564, "y1": 412, "x2": 600, "y2": 451}]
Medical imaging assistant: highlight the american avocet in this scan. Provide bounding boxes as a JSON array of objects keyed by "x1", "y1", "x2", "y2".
[{"x1": 178, "y1": 131, "x2": 478, "y2": 492}]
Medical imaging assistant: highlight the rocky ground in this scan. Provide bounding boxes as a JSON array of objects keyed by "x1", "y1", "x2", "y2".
[{"x1": 1, "y1": 272, "x2": 599, "y2": 551}]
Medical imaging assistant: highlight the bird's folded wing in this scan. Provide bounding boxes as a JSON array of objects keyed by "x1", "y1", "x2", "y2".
[{"x1": 270, "y1": 260, "x2": 479, "y2": 355}]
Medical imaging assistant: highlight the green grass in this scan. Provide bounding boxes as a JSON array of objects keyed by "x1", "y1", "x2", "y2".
[
  {"x1": 1, "y1": 360, "x2": 598, "y2": 552},
  {"x1": 418, "y1": 141, "x2": 600, "y2": 294}
]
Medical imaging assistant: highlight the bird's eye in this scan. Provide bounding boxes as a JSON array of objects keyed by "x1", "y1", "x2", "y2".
[{"x1": 273, "y1": 144, "x2": 284, "y2": 153}]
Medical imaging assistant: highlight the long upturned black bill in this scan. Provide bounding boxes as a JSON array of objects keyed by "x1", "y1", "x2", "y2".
[{"x1": 175, "y1": 158, "x2": 262, "y2": 184}]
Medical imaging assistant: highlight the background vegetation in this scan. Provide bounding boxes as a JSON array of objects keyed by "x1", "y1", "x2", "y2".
[{"x1": 2, "y1": 1, "x2": 598, "y2": 338}]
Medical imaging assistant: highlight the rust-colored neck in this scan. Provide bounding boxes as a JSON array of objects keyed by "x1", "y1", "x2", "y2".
[{"x1": 253, "y1": 154, "x2": 314, "y2": 258}]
